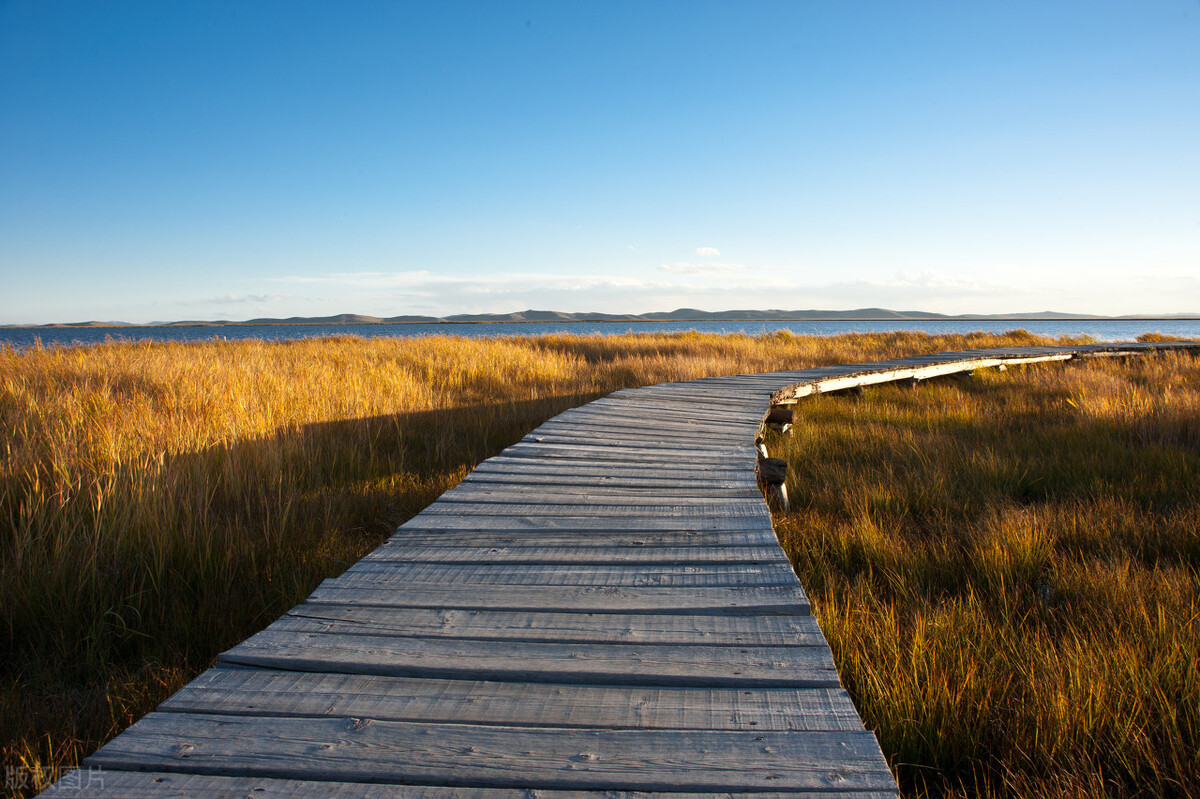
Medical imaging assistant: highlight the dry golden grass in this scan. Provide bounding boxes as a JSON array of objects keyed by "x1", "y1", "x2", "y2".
[
  {"x1": 0, "y1": 328, "x2": 1110, "y2": 795},
  {"x1": 770, "y1": 348, "x2": 1200, "y2": 798}
]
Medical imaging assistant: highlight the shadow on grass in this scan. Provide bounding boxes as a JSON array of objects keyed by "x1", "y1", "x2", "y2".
[{"x1": 2, "y1": 391, "x2": 607, "y2": 792}]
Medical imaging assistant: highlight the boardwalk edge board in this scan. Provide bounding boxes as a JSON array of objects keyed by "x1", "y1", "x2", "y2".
[{"x1": 56, "y1": 341, "x2": 1199, "y2": 796}]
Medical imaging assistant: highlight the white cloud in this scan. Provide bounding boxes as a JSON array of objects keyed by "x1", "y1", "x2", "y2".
[
  {"x1": 248, "y1": 263, "x2": 1199, "y2": 318},
  {"x1": 660, "y1": 262, "x2": 745, "y2": 274},
  {"x1": 695, "y1": 246, "x2": 720, "y2": 257}
]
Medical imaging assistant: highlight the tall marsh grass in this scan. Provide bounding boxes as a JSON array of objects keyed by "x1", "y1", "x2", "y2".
[
  {"x1": 1, "y1": 329, "x2": 1059, "y2": 794},
  {"x1": 770, "y1": 348, "x2": 1200, "y2": 798}
]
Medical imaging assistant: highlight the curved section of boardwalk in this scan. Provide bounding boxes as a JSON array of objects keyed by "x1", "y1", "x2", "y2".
[{"x1": 46, "y1": 341, "x2": 1198, "y2": 797}]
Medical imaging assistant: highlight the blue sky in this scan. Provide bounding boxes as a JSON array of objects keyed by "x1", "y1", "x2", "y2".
[{"x1": 2, "y1": 1, "x2": 1199, "y2": 324}]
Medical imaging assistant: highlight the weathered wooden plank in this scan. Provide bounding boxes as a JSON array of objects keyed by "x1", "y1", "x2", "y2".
[
  {"x1": 476, "y1": 446, "x2": 751, "y2": 462},
  {"x1": 584, "y1": 401, "x2": 765, "y2": 424},
  {"x1": 305, "y1": 583, "x2": 810, "y2": 615},
  {"x1": 515, "y1": 435, "x2": 750, "y2": 453},
  {"x1": 362, "y1": 542, "x2": 790, "y2": 565},
  {"x1": 218, "y1": 630, "x2": 839, "y2": 687},
  {"x1": 554, "y1": 406, "x2": 763, "y2": 429},
  {"x1": 534, "y1": 417, "x2": 757, "y2": 437},
  {"x1": 332, "y1": 560, "x2": 800, "y2": 588},
  {"x1": 160, "y1": 667, "x2": 865, "y2": 731},
  {"x1": 385, "y1": 529, "x2": 780, "y2": 549},
  {"x1": 465, "y1": 453, "x2": 753, "y2": 472},
  {"x1": 493, "y1": 451, "x2": 750, "y2": 469},
  {"x1": 592, "y1": 391, "x2": 764, "y2": 409},
  {"x1": 268, "y1": 604, "x2": 819, "y2": 645},
  {"x1": 521, "y1": 433, "x2": 750, "y2": 451},
  {"x1": 521, "y1": 430, "x2": 751, "y2": 448},
  {"x1": 450, "y1": 481, "x2": 763, "y2": 499},
  {"x1": 631, "y1": 383, "x2": 771, "y2": 396},
  {"x1": 533, "y1": 413, "x2": 750, "y2": 431},
  {"x1": 507, "y1": 442, "x2": 753, "y2": 458},
  {"x1": 461, "y1": 468, "x2": 757, "y2": 485},
  {"x1": 502, "y1": 440, "x2": 754, "y2": 460},
  {"x1": 468, "y1": 459, "x2": 754, "y2": 480},
  {"x1": 418, "y1": 498, "x2": 768, "y2": 517},
  {"x1": 611, "y1": 382, "x2": 766, "y2": 395},
  {"x1": 618, "y1": 394, "x2": 762, "y2": 410},
  {"x1": 547, "y1": 406, "x2": 761, "y2": 426},
  {"x1": 396, "y1": 513, "x2": 774, "y2": 533},
  {"x1": 457, "y1": 476, "x2": 756, "y2": 494},
  {"x1": 770, "y1": 353, "x2": 1077, "y2": 404},
  {"x1": 86, "y1": 713, "x2": 895, "y2": 792},
  {"x1": 436, "y1": 482, "x2": 763, "y2": 501},
  {"x1": 43, "y1": 770, "x2": 900, "y2": 798}
]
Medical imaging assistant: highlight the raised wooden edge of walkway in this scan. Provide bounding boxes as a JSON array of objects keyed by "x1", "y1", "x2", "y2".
[{"x1": 43, "y1": 340, "x2": 1199, "y2": 798}]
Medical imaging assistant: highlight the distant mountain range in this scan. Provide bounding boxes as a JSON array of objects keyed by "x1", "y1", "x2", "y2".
[{"x1": 9, "y1": 307, "x2": 1200, "y2": 328}]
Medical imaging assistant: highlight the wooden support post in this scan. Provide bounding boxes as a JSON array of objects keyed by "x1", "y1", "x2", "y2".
[
  {"x1": 756, "y1": 457, "x2": 787, "y2": 485},
  {"x1": 764, "y1": 406, "x2": 793, "y2": 425},
  {"x1": 765, "y1": 482, "x2": 789, "y2": 513},
  {"x1": 763, "y1": 405, "x2": 794, "y2": 435},
  {"x1": 756, "y1": 456, "x2": 789, "y2": 513}
]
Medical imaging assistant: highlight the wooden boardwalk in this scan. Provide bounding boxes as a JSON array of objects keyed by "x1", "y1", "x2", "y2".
[{"x1": 46, "y1": 341, "x2": 1198, "y2": 797}]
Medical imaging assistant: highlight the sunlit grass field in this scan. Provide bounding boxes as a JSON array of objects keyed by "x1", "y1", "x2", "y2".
[
  {"x1": 770, "y1": 347, "x2": 1200, "y2": 798},
  {"x1": 1, "y1": 330, "x2": 1194, "y2": 796}
]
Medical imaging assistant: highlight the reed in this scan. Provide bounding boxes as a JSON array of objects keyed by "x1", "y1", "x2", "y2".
[
  {"x1": 769, "y1": 346, "x2": 1200, "y2": 798},
  {"x1": 0, "y1": 328, "x2": 1118, "y2": 795}
]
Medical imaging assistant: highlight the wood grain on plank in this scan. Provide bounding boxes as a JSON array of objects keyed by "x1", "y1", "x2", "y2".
[
  {"x1": 41, "y1": 770, "x2": 900, "y2": 798},
  {"x1": 501, "y1": 441, "x2": 754, "y2": 461},
  {"x1": 417, "y1": 501, "x2": 768, "y2": 519},
  {"x1": 433, "y1": 489, "x2": 765, "y2": 507},
  {"x1": 583, "y1": 402, "x2": 764, "y2": 424},
  {"x1": 361, "y1": 542, "x2": 791, "y2": 565},
  {"x1": 396, "y1": 513, "x2": 775, "y2": 533},
  {"x1": 565, "y1": 421, "x2": 758, "y2": 437},
  {"x1": 467, "y1": 459, "x2": 755, "y2": 480},
  {"x1": 460, "y1": 471, "x2": 757, "y2": 488},
  {"x1": 530, "y1": 420, "x2": 755, "y2": 440},
  {"x1": 531, "y1": 415, "x2": 749, "y2": 432},
  {"x1": 553, "y1": 408, "x2": 763, "y2": 429},
  {"x1": 218, "y1": 630, "x2": 839, "y2": 687},
  {"x1": 161, "y1": 668, "x2": 865, "y2": 731},
  {"x1": 518, "y1": 433, "x2": 750, "y2": 449},
  {"x1": 384, "y1": 529, "x2": 780, "y2": 549},
  {"x1": 447, "y1": 483, "x2": 763, "y2": 500},
  {"x1": 305, "y1": 583, "x2": 810, "y2": 615},
  {"x1": 86, "y1": 713, "x2": 896, "y2": 793},
  {"x1": 332, "y1": 561, "x2": 799, "y2": 588},
  {"x1": 268, "y1": 604, "x2": 822, "y2": 646}
]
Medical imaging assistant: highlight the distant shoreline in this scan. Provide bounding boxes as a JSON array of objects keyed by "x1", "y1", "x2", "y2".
[{"x1": 6, "y1": 309, "x2": 1200, "y2": 329}]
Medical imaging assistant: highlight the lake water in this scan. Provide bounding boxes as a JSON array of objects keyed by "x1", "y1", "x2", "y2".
[{"x1": 3, "y1": 318, "x2": 1199, "y2": 350}]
